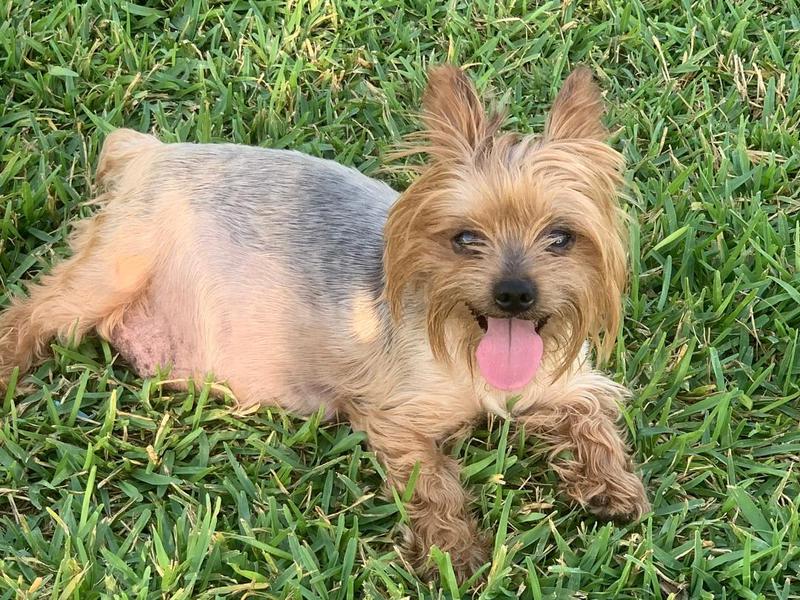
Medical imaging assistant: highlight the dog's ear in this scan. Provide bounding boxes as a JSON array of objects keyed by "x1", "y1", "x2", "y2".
[
  {"x1": 543, "y1": 69, "x2": 625, "y2": 366},
  {"x1": 421, "y1": 65, "x2": 502, "y2": 156},
  {"x1": 545, "y1": 67, "x2": 607, "y2": 142}
]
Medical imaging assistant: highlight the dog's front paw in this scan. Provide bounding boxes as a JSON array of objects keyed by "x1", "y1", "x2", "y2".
[
  {"x1": 405, "y1": 519, "x2": 489, "y2": 582},
  {"x1": 582, "y1": 470, "x2": 650, "y2": 521},
  {"x1": 447, "y1": 534, "x2": 489, "y2": 583}
]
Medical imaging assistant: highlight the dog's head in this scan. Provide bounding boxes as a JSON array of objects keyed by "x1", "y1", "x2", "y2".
[{"x1": 384, "y1": 66, "x2": 627, "y2": 390}]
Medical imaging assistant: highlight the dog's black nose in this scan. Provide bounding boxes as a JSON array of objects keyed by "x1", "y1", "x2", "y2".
[{"x1": 493, "y1": 278, "x2": 537, "y2": 315}]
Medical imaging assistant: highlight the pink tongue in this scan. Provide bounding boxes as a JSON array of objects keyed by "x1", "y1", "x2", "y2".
[{"x1": 476, "y1": 318, "x2": 543, "y2": 391}]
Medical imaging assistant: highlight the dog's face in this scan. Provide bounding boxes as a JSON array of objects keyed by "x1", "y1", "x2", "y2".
[{"x1": 384, "y1": 66, "x2": 627, "y2": 390}]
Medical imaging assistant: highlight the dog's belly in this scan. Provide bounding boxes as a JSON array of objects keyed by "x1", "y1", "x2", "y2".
[
  {"x1": 107, "y1": 255, "x2": 342, "y2": 415},
  {"x1": 208, "y1": 289, "x2": 343, "y2": 414},
  {"x1": 110, "y1": 303, "x2": 197, "y2": 379}
]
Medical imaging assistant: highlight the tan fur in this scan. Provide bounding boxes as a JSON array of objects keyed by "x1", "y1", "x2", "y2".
[
  {"x1": 0, "y1": 66, "x2": 648, "y2": 581},
  {"x1": 384, "y1": 67, "x2": 627, "y2": 377}
]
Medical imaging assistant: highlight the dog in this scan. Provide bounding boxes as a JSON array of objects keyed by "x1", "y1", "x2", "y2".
[{"x1": 0, "y1": 65, "x2": 649, "y2": 579}]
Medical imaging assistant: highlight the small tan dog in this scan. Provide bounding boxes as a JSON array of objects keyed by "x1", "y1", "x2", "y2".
[{"x1": 0, "y1": 65, "x2": 648, "y2": 578}]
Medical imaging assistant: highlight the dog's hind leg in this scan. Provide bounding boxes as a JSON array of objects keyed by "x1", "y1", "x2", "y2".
[
  {"x1": 0, "y1": 213, "x2": 155, "y2": 386},
  {"x1": 0, "y1": 129, "x2": 163, "y2": 387}
]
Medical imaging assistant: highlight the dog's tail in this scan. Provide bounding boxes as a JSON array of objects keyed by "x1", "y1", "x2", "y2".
[{"x1": 94, "y1": 128, "x2": 162, "y2": 202}]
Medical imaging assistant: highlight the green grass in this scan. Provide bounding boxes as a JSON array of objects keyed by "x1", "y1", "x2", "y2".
[{"x1": 1, "y1": 0, "x2": 799, "y2": 597}]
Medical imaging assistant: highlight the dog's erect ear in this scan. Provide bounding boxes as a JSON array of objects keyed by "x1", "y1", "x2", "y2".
[
  {"x1": 421, "y1": 65, "x2": 502, "y2": 155},
  {"x1": 545, "y1": 67, "x2": 607, "y2": 142}
]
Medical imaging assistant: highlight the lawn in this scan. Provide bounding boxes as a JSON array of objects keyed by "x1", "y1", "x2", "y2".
[{"x1": 1, "y1": 0, "x2": 799, "y2": 598}]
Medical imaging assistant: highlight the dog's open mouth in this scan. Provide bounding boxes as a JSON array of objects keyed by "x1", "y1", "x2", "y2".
[
  {"x1": 468, "y1": 305, "x2": 549, "y2": 333},
  {"x1": 467, "y1": 305, "x2": 546, "y2": 392}
]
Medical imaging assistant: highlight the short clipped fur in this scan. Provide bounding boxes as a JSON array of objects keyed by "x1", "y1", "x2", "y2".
[{"x1": 0, "y1": 66, "x2": 649, "y2": 580}]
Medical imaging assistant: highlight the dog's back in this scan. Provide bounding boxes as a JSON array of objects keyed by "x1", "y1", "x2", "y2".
[
  {"x1": 99, "y1": 132, "x2": 397, "y2": 305},
  {"x1": 174, "y1": 143, "x2": 396, "y2": 302}
]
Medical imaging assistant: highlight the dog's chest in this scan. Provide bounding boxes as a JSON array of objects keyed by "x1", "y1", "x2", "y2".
[{"x1": 477, "y1": 387, "x2": 515, "y2": 418}]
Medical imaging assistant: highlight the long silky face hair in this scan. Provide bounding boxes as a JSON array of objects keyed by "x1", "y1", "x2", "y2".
[{"x1": 383, "y1": 66, "x2": 628, "y2": 376}]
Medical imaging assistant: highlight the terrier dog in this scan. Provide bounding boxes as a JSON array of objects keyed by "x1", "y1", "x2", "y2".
[{"x1": 0, "y1": 66, "x2": 649, "y2": 578}]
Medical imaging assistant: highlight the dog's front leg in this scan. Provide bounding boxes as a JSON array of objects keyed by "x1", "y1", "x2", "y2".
[
  {"x1": 354, "y1": 411, "x2": 486, "y2": 580},
  {"x1": 513, "y1": 374, "x2": 650, "y2": 520}
]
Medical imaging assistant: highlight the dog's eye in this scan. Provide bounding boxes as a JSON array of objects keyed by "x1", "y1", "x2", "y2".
[
  {"x1": 547, "y1": 229, "x2": 574, "y2": 252},
  {"x1": 452, "y1": 230, "x2": 485, "y2": 254}
]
